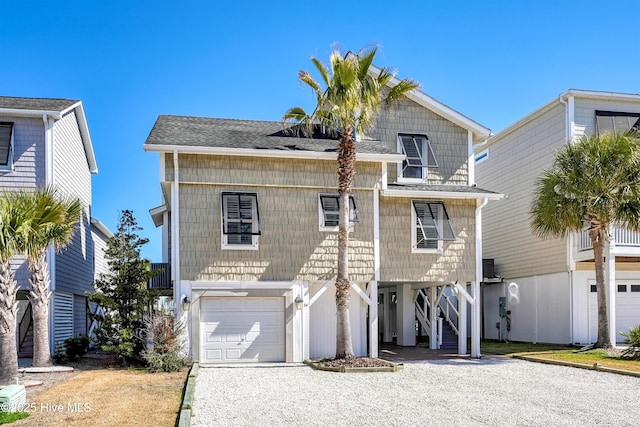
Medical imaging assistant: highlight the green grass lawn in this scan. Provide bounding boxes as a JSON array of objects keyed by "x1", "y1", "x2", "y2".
[
  {"x1": 481, "y1": 340, "x2": 640, "y2": 373},
  {"x1": 0, "y1": 411, "x2": 29, "y2": 424}
]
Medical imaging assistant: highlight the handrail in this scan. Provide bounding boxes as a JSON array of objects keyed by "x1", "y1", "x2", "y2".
[
  {"x1": 18, "y1": 303, "x2": 32, "y2": 351},
  {"x1": 440, "y1": 294, "x2": 459, "y2": 335}
]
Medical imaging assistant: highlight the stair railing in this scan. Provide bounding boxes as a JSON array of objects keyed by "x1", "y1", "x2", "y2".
[
  {"x1": 439, "y1": 292, "x2": 459, "y2": 336},
  {"x1": 18, "y1": 303, "x2": 32, "y2": 351},
  {"x1": 414, "y1": 289, "x2": 431, "y2": 339}
]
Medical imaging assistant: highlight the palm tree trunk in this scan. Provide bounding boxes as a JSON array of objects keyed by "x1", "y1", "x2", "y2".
[
  {"x1": 335, "y1": 130, "x2": 355, "y2": 359},
  {"x1": 0, "y1": 259, "x2": 19, "y2": 383},
  {"x1": 29, "y1": 253, "x2": 52, "y2": 366},
  {"x1": 591, "y1": 229, "x2": 610, "y2": 348}
]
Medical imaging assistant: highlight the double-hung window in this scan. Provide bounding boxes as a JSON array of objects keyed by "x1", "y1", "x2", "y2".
[
  {"x1": 0, "y1": 122, "x2": 14, "y2": 171},
  {"x1": 411, "y1": 201, "x2": 456, "y2": 253},
  {"x1": 221, "y1": 192, "x2": 261, "y2": 250},
  {"x1": 319, "y1": 194, "x2": 359, "y2": 231},
  {"x1": 398, "y1": 133, "x2": 438, "y2": 181}
]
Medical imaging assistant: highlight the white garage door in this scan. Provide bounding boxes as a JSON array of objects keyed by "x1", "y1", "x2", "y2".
[
  {"x1": 588, "y1": 282, "x2": 640, "y2": 342},
  {"x1": 200, "y1": 297, "x2": 285, "y2": 363}
]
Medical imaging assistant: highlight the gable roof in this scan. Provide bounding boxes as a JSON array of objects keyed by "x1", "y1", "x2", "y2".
[
  {"x1": 143, "y1": 115, "x2": 405, "y2": 162},
  {"x1": 0, "y1": 96, "x2": 98, "y2": 174},
  {"x1": 479, "y1": 89, "x2": 640, "y2": 151},
  {"x1": 367, "y1": 63, "x2": 492, "y2": 143}
]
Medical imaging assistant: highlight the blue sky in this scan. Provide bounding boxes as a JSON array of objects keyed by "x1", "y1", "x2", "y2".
[{"x1": 1, "y1": 0, "x2": 638, "y2": 260}]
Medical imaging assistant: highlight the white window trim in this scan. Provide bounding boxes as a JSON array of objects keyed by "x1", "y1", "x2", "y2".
[
  {"x1": 411, "y1": 200, "x2": 456, "y2": 254},
  {"x1": 475, "y1": 148, "x2": 489, "y2": 164},
  {"x1": 0, "y1": 122, "x2": 15, "y2": 172},
  {"x1": 396, "y1": 133, "x2": 437, "y2": 183},
  {"x1": 221, "y1": 192, "x2": 260, "y2": 251},
  {"x1": 318, "y1": 193, "x2": 359, "y2": 232}
]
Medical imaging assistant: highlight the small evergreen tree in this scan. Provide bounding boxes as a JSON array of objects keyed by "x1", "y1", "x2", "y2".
[{"x1": 88, "y1": 210, "x2": 156, "y2": 366}]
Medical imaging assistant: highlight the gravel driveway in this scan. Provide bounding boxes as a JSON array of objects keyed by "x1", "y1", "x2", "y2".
[{"x1": 191, "y1": 357, "x2": 640, "y2": 426}]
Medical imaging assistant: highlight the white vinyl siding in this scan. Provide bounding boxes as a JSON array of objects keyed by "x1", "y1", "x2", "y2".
[
  {"x1": 54, "y1": 291, "x2": 74, "y2": 347},
  {"x1": 475, "y1": 103, "x2": 567, "y2": 279}
]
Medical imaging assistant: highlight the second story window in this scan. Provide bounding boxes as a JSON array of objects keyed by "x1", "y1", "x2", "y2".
[
  {"x1": 411, "y1": 200, "x2": 456, "y2": 253},
  {"x1": 595, "y1": 111, "x2": 640, "y2": 135},
  {"x1": 221, "y1": 192, "x2": 261, "y2": 250},
  {"x1": 397, "y1": 133, "x2": 438, "y2": 181},
  {"x1": 0, "y1": 122, "x2": 14, "y2": 171},
  {"x1": 318, "y1": 194, "x2": 360, "y2": 231}
]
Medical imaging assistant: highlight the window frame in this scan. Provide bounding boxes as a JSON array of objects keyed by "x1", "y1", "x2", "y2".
[
  {"x1": 475, "y1": 148, "x2": 489, "y2": 164},
  {"x1": 595, "y1": 110, "x2": 640, "y2": 135},
  {"x1": 318, "y1": 193, "x2": 360, "y2": 232},
  {"x1": 0, "y1": 122, "x2": 15, "y2": 171},
  {"x1": 397, "y1": 133, "x2": 438, "y2": 182},
  {"x1": 221, "y1": 191, "x2": 261, "y2": 250},
  {"x1": 411, "y1": 200, "x2": 456, "y2": 254}
]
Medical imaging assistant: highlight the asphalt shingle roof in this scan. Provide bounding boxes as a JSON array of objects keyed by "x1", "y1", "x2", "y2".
[
  {"x1": 387, "y1": 182, "x2": 500, "y2": 196},
  {"x1": 0, "y1": 96, "x2": 79, "y2": 112},
  {"x1": 144, "y1": 115, "x2": 400, "y2": 155}
]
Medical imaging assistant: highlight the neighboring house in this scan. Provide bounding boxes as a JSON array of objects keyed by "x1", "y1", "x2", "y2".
[
  {"x1": 0, "y1": 96, "x2": 104, "y2": 356},
  {"x1": 475, "y1": 89, "x2": 640, "y2": 346},
  {"x1": 143, "y1": 71, "x2": 502, "y2": 364}
]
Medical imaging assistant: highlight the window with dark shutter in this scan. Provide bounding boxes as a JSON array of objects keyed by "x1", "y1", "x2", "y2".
[
  {"x1": 0, "y1": 122, "x2": 14, "y2": 169},
  {"x1": 221, "y1": 192, "x2": 260, "y2": 248},
  {"x1": 398, "y1": 134, "x2": 438, "y2": 180},
  {"x1": 595, "y1": 111, "x2": 640, "y2": 135},
  {"x1": 411, "y1": 200, "x2": 456, "y2": 252},
  {"x1": 319, "y1": 194, "x2": 359, "y2": 230}
]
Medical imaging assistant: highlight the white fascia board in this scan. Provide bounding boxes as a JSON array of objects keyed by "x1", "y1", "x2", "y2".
[
  {"x1": 0, "y1": 108, "x2": 62, "y2": 118},
  {"x1": 143, "y1": 143, "x2": 406, "y2": 163},
  {"x1": 564, "y1": 89, "x2": 640, "y2": 101},
  {"x1": 381, "y1": 189, "x2": 504, "y2": 200},
  {"x1": 367, "y1": 64, "x2": 492, "y2": 143},
  {"x1": 66, "y1": 102, "x2": 98, "y2": 174},
  {"x1": 190, "y1": 280, "x2": 297, "y2": 290},
  {"x1": 149, "y1": 204, "x2": 168, "y2": 228},
  {"x1": 90, "y1": 218, "x2": 114, "y2": 239}
]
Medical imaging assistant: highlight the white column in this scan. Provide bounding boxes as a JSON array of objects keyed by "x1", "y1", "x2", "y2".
[
  {"x1": 471, "y1": 280, "x2": 481, "y2": 358},
  {"x1": 369, "y1": 281, "x2": 378, "y2": 358},
  {"x1": 396, "y1": 284, "x2": 415, "y2": 346},
  {"x1": 458, "y1": 287, "x2": 467, "y2": 355},
  {"x1": 430, "y1": 287, "x2": 438, "y2": 350},
  {"x1": 382, "y1": 288, "x2": 391, "y2": 342}
]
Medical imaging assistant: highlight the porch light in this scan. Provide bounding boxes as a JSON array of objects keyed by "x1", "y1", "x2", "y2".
[
  {"x1": 295, "y1": 296, "x2": 304, "y2": 310},
  {"x1": 182, "y1": 295, "x2": 191, "y2": 311}
]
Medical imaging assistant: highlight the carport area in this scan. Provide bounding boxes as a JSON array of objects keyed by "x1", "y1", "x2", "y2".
[{"x1": 190, "y1": 356, "x2": 639, "y2": 426}]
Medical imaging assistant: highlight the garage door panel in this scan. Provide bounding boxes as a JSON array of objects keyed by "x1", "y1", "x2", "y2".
[{"x1": 201, "y1": 297, "x2": 285, "y2": 363}]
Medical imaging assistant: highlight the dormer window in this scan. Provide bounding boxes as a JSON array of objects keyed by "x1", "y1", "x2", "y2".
[
  {"x1": 397, "y1": 133, "x2": 437, "y2": 181},
  {"x1": 0, "y1": 122, "x2": 14, "y2": 171}
]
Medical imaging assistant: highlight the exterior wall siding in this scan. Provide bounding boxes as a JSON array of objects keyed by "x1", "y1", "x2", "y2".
[
  {"x1": 574, "y1": 98, "x2": 640, "y2": 137},
  {"x1": 173, "y1": 155, "x2": 379, "y2": 282},
  {"x1": 0, "y1": 116, "x2": 46, "y2": 288},
  {"x1": 365, "y1": 97, "x2": 469, "y2": 185},
  {"x1": 52, "y1": 110, "x2": 94, "y2": 297},
  {"x1": 379, "y1": 197, "x2": 476, "y2": 283},
  {"x1": 475, "y1": 103, "x2": 567, "y2": 279}
]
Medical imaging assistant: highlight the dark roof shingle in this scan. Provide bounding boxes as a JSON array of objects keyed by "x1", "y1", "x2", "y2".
[
  {"x1": 144, "y1": 115, "x2": 399, "y2": 155},
  {"x1": 0, "y1": 96, "x2": 79, "y2": 112}
]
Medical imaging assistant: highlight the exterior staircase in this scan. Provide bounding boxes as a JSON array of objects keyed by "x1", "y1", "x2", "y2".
[{"x1": 439, "y1": 320, "x2": 458, "y2": 351}]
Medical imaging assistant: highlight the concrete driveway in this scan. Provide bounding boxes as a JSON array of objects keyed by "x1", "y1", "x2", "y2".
[{"x1": 190, "y1": 356, "x2": 639, "y2": 426}]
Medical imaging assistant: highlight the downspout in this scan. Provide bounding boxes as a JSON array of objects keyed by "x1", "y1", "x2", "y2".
[
  {"x1": 472, "y1": 197, "x2": 489, "y2": 358},
  {"x1": 172, "y1": 150, "x2": 181, "y2": 305}
]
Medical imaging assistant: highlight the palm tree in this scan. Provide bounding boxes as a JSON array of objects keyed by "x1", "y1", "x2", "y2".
[
  {"x1": 17, "y1": 187, "x2": 82, "y2": 366},
  {"x1": 531, "y1": 131, "x2": 640, "y2": 348},
  {"x1": 284, "y1": 46, "x2": 419, "y2": 358},
  {"x1": 0, "y1": 192, "x2": 26, "y2": 383}
]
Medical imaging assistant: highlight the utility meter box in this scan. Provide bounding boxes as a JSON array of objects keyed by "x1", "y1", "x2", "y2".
[
  {"x1": 499, "y1": 297, "x2": 507, "y2": 317},
  {"x1": 0, "y1": 385, "x2": 26, "y2": 412}
]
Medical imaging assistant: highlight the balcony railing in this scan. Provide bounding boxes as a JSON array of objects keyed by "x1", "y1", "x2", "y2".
[
  {"x1": 578, "y1": 227, "x2": 640, "y2": 251},
  {"x1": 148, "y1": 263, "x2": 172, "y2": 290}
]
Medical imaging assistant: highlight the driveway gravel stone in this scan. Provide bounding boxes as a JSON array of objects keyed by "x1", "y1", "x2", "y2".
[{"x1": 191, "y1": 357, "x2": 640, "y2": 426}]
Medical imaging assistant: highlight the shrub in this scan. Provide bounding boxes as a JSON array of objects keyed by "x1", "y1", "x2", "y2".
[
  {"x1": 142, "y1": 349, "x2": 188, "y2": 372},
  {"x1": 620, "y1": 324, "x2": 640, "y2": 359},
  {"x1": 52, "y1": 334, "x2": 91, "y2": 363},
  {"x1": 141, "y1": 313, "x2": 189, "y2": 372}
]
